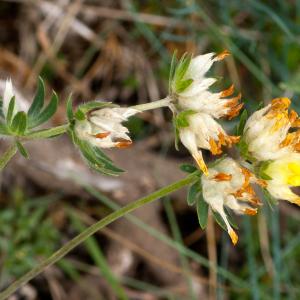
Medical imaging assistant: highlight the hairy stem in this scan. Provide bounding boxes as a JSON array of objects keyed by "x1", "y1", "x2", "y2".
[
  {"x1": 131, "y1": 97, "x2": 172, "y2": 112},
  {"x1": 25, "y1": 124, "x2": 69, "y2": 139},
  {"x1": 0, "y1": 173, "x2": 197, "y2": 299}
]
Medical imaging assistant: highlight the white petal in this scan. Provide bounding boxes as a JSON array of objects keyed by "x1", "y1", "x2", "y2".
[
  {"x1": 178, "y1": 78, "x2": 217, "y2": 98},
  {"x1": 267, "y1": 183, "x2": 300, "y2": 205},
  {"x1": 185, "y1": 53, "x2": 215, "y2": 81},
  {"x1": 179, "y1": 128, "x2": 198, "y2": 155},
  {"x1": 178, "y1": 90, "x2": 227, "y2": 117},
  {"x1": 3, "y1": 79, "x2": 18, "y2": 118},
  {"x1": 92, "y1": 107, "x2": 137, "y2": 121}
]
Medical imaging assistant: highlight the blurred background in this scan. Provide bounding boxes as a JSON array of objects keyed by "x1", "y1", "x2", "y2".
[{"x1": 0, "y1": 0, "x2": 299, "y2": 299}]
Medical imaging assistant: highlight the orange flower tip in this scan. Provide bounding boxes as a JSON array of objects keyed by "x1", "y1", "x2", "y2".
[
  {"x1": 216, "y1": 49, "x2": 230, "y2": 61},
  {"x1": 94, "y1": 132, "x2": 111, "y2": 139},
  {"x1": 218, "y1": 132, "x2": 226, "y2": 145},
  {"x1": 257, "y1": 179, "x2": 267, "y2": 188},
  {"x1": 271, "y1": 97, "x2": 291, "y2": 109},
  {"x1": 244, "y1": 208, "x2": 257, "y2": 216},
  {"x1": 227, "y1": 103, "x2": 244, "y2": 120},
  {"x1": 213, "y1": 172, "x2": 232, "y2": 182},
  {"x1": 221, "y1": 84, "x2": 235, "y2": 98},
  {"x1": 193, "y1": 154, "x2": 208, "y2": 175},
  {"x1": 116, "y1": 140, "x2": 132, "y2": 149},
  {"x1": 229, "y1": 135, "x2": 241, "y2": 144},
  {"x1": 228, "y1": 229, "x2": 238, "y2": 245},
  {"x1": 292, "y1": 119, "x2": 300, "y2": 127},
  {"x1": 209, "y1": 138, "x2": 222, "y2": 155},
  {"x1": 289, "y1": 110, "x2": 298, "y2": 124},
  {"x1": 291, "y1": 197, "x2": 300, "y2": 206}
]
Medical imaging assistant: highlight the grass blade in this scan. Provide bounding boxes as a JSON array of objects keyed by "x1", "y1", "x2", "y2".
[{"x1": 70, "y1": 213, "x2": 128, "y2": 300}]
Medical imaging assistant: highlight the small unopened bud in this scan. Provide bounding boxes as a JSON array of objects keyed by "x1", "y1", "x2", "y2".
[{"x1": 75, "y1": 107, "x2": 138, "y2": 149}]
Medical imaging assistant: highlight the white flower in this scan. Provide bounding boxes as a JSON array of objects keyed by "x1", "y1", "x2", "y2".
[
  {"x1": 2, "y1": 79, "x2": 18, "y2": 119},
  {"x1": 201, "y1": 158, "x2": 265, "y2": 244},
  {"x1": 75, "y1": 107, "x2": 138, "y2": 148},
  {"x1": 264, "y1": 153, "x2": 300, "y2": 206},
  {"x1": 244, "y1": 97, "x2": 300, "y2": 161},
  {"x1": 1, "y1": 79, "x2": 28, "y2": 120},
  {"x1": 173, "y1": 51, "x2": 243, "y2": 120},
  {"x1": 179, "y1": 113, "x2": 240, "y2": 174}
]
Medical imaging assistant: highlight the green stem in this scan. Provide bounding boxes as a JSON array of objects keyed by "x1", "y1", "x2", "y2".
[
  {"x1": 0, "y1": 173, "x2": 197, "y2": 299},
  {"x1": 25, "y1": 124, "x2": 69, "y2": 139},
  {"x1": 131, "y1": 97, "x2": 171, "y2": 112},
  {"x1": 0, "y1": 144, "x2": 17, "y2": 170}
]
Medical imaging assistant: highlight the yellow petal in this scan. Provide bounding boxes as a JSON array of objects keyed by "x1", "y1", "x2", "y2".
[
  {"x1": 228, "y1": 229, "x2": 238, "y2": 245},
  {"x1": 192, "y1": 153, "x2": 208, "y2": 175}
]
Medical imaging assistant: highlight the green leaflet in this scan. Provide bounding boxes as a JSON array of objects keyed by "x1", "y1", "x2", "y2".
[
  {"x1": 0, "y1": 97, "x2": 4, "y2": 119},
  {"x1": 28, "y1": 77, "x2": 45, "y2": 118},
  {"x1": 0, "y1": 144, "x2": 17, "y2": 170},
  {"x1": 174, "y1": 53, "x2": 192, "y2": 82},
  {"x1": 180, "y1": 163, "x2": 198, "y2": 173},
  {"x1": 176, "y1": 79, "x2": 193, "y2": 93},
  {"x1": 6, "y1": 96, "x2": 15, "y2": 125},
  {"x1": 196, "y1": 193, "x2": 209, "y2": 229},
  {"x1": 170, "y1": 52, "x2": 194, "y2": 94},
  {"x1": 224, "y1": 207, "x2": 239, "y2": 230},
  {"x1": 0, "y1": 123, "x2": 9, "y2": 135},
  {"x1": 28, "y1": 92, "x2": 58, "y2": 128},
  {"x1": 168, "y1": 50, "x2": 177, "y2": 94},
  {"x1": 212, "y1": 210, "x2": 227, "y2": 231},
  {"x1": 187, "y1": 181, "x2": 201, "y2": 206},
  {"x1": 11, "y1": 112, "x2": 27, "y2": 135},
  {"x1": 237, "y1": 137, "x2": 252, "y2": 161},
  {"x1": 236, "y1": 109, "x2": 248, "y2": 136},
  {"x1": 16, "y1": 141, "x2": 29, "y2": 159},
  {"x1": 74, "y1": 136, "x2": 124, "y2": 176},
  {"x1": 212, "y1": 209, "x2": 239, "y2": 232}
]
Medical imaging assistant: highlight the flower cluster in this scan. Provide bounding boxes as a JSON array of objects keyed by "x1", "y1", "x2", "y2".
[
  {"x1": 170, "y1": 51, "x2": 243, "y2": 174},
  {"x1": 2, "y1": 51, "x2": 300, "y2": 246}
]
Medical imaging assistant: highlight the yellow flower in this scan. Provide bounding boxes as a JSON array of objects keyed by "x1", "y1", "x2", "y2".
[{"x1": 264, "y1": 154, "x2": 300, "y2": 206}]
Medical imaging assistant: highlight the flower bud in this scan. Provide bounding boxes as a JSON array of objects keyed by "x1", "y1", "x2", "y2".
[{"x1": 75, "y1": 107, "x2": 138, "y2": 149}]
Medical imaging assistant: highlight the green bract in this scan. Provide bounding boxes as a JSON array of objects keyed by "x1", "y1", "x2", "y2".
[
  {"x1": 169, "y1": 52, "x2": 194, "y2": 95},
  {"x1": 173, "y1": 110, "x2": 196, "y2": 150},
  {"x1": 256, "y1": 160, "x2": 273, "y2": 180}
]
